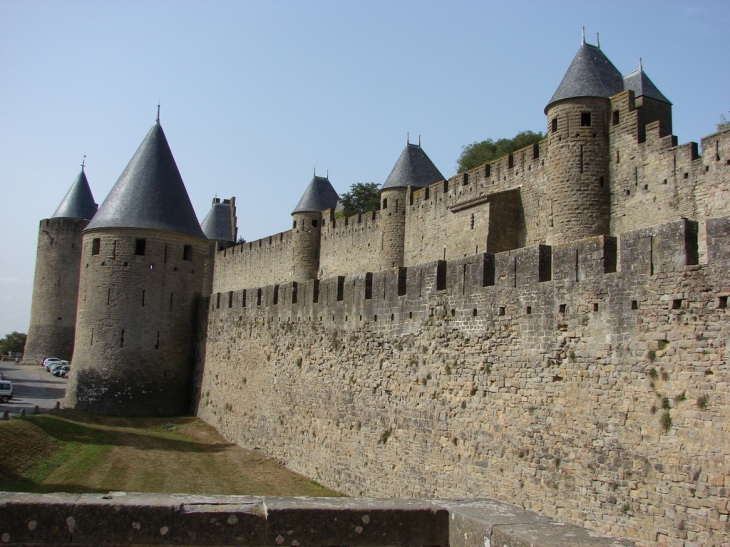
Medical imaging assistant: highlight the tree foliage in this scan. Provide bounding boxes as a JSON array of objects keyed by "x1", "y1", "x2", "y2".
[
  {"x1": 337, "y1": 182, "x2": 381, "y2": 218},
  {"x1": 456, "y1": 130, "x2": 545, "y2": 173},
  {"x1": 0, "y1": 332, "x2": 26, "y2": 355},
  {"x1": 718, "y1": 113, "x2": 730, "y2": 131}
]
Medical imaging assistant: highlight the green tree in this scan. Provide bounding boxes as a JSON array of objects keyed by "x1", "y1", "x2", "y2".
[
  {"x1": 337, "y1": 182, "x2": 381, "y2": 218},
  {"x1": 0, "y1": 331, "x2": 27, "y2": 355},
  {"x1": 718, "y1": 113, "x2": 730, "y2": 131},
  {"x1": 456, "y1": 130, "x2": 545, "y2": 173}
]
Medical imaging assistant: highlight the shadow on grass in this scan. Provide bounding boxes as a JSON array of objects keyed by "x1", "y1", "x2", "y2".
[{"x1": 24, "y1": 412, "x2": 233, "y2": 454}]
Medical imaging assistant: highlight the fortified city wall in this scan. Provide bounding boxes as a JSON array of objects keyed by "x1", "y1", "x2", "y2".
[{"x1": 194, "y1": 216, "x2": 730, "y2": 547}]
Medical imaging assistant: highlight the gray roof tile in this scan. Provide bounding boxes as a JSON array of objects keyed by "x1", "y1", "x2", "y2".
[
  {"x1": 201, "y1": 199, "x2": 235, "y2": 242},
  {"x1": 546, "y1": 43, "x2": 624, "y2": 112},
  {"x1": 52, "y1": 168, "x2": 98, "y2": 220},
  {"x1": 85, "y1": 122, "x2": 205, "y2": 239},
  {"x1": 623, "y1": 68, "x2": 671, "y2": 104},
  {"x1": 292, "y1": 176, "x2": 339, "y2": 214},
  {"x1": 381, "y1": 143, "x2": 445, "y2": 190}
]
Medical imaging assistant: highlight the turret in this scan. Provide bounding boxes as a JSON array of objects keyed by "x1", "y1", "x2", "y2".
[
  {"x1": 64, "y1": 116, "x2": 207, "y2": 417},
  {"x1": 201, "y1": 197, "x2": 237, "y2": 295},
  {"x1": 379, "y1": 140, "x2": 444, "y2": 270},
  {"x1": 544, "y1": 37, "x2": 621, "y2": 245},
  {"x1": 290, "y1": 175, "x2": 338, "y2": 282},
  {"x1": 23, "y1": 165, "x2": 97, "y2": 364},
  {"x1": 621, "y1": 63, "x2": 672, "y2": 141}
]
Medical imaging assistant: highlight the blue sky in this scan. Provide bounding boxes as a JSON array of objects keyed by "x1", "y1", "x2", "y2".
[{"x1": 1, "y1": 0, "x2": 728, "y2": 336}]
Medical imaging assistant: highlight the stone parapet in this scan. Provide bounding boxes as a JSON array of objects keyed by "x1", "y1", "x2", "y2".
[{"x1": 0, "y1": 493, "x2": 633, "y2": 547}]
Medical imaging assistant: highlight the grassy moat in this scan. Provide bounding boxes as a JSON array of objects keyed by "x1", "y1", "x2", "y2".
[{"x1": 0, "y1": 410, "x2": 341, "y2": 496}]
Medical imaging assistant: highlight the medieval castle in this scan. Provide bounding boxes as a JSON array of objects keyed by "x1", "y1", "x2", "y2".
[{"x1": 22, "y1": 39, "x2": 730, "y2": 546}]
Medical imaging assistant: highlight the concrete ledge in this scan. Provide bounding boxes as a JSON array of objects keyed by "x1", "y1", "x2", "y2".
[{"x1": 0, "y1": 493, "x2": 634, "y2": 546}]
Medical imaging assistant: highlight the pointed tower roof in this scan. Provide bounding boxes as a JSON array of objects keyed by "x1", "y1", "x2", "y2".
[
  {"x1": 546, "y1": 42, "x2": 624, "y2": 112},
  {"x1": 85, "y1": 122, "x2": 205, "y2": 239},
  {"x1": 51, "y1": 167, "x2": 98, "y2": 220},
  {"x1": 381, "y1": 143, "x2": 445, "y2": 190},
  {"x1": 201, "y1": 198, "x2": 235, "y2": 242},
  {"x1": 623, "y1": 68, "x2": 671, "y2": 104},
  {"x1": 292, "y1": 175, "x2": 339, "y2": 214}
]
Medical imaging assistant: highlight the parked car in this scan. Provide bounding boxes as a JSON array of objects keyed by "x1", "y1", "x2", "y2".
[
  {"x1": 0, "y1": 381, "x2": 13, "y2": 403},
  {"x1": 48, "y1": 363, "x2": 68, "y2": 374},
  {"x1": 53, "y1": 365, "x2": 70, "y2": 377},
  {"x1": 42, "y1": 357, "x2": 64, "y2": 369},
  {"x1": 45, "y1": 359, "x2": 67, "y2": 371}
]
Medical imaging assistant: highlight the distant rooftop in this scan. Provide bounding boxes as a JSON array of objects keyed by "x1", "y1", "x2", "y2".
[
  {"x1": 201, "y1": 198, "x2": 236, "y2": 242},
  {"x1": 51, "y1": 168, "x2": 97, "y2": 220},
  {"x1": 546, "y1": 42, "x2": 624, "y2": 112},
  {"x1": 623, "y1": 67, "x2": 671, "y2": 104},
  {"x1": 292, "y1": 176, "x2": 339, "y2": 214},
  {"x1": 381, "y1": 143, "x2": 445, "y2": 190}
]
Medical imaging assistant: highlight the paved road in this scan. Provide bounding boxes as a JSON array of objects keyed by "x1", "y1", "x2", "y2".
[{"x1": 0, "y1": 361, "x2": 67, "y2": 416}]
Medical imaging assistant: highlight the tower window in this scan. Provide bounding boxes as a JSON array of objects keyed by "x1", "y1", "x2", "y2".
[
  {"x1": 382, "y1": 198, "x2": 388, "y2": 209},
  {"x1": 551, "y1": 118, "x2": 558, "y2": 133},
  {"x1": 581, "y1": 112, "x2": 591, "y2": 127},
  {"x1": 311, "y1": 219, "x2": 318, "y2": 228},
  {"x1": 91, "y1": 238, "x2": 101, "y2": 255},
  {"x1": 135, "y1": 239, "x2": 146, "y2": 256},
  {"x1": 613, "y1": 110, "x2": 620, "y2": 125},
  {"x1": 293, "y1": 220, "x2": 297, "y2": 228},
  {"x1": 183, "y1": 245, "x2": 192, "y2": 261}
]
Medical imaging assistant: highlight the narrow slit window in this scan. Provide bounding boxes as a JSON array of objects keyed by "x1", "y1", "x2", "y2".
[
  {"x1": 551, "y1": 118, "x2": 558, "y2": 133},
  {"x1": 91, "y1": 238, "x2": 101, "y2": 255},
  {"x1": 612, "y1": 110, "x2": 620, "y2": 125}
]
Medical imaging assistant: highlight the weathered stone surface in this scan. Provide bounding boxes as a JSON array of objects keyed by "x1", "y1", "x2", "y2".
[{"x1": 0, "y1": 493, "x2": 631, "y2": 546}]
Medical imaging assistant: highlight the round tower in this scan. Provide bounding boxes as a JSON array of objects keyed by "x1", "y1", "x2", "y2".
[
  {"x1": 201, "y1": 197, "x2": 237, "y2": 295},
  {"x1": 290, "y1": 175, "x2": 338, "y2": 282},
  {"x1": 23, "y1": 166, "x2": 97, "y2": 364},
  {"x1": 544, "y1": 39, "x2": 621, "y2": 245},
  {"x1": 379, "y1": 141, "x2": 445, "y2": 270},
  {"x1": 64, "y1": 118, "x2": 208, "y2": 417}
]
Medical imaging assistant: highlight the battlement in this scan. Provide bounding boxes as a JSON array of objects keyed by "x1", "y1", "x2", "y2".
[{"x1": 207, "y1": 217, "x2": 723, "y2": 333}]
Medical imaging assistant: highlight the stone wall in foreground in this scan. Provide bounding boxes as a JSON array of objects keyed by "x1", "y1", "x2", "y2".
[{"x1": 194, "y1": 217, "x2": 730, "y2": 547}]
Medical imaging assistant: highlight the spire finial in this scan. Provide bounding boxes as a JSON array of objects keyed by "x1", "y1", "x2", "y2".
[
  {"x1": 156, "y1": 101, "x2": 161, "y2": 125},
  {"x1": 639, "y1": 57, "x2": 643, "y2": 70},
  {"x1": 418, "y1": 135, "x2": 421, "y2": 147},
  {"x1": 326, "y1": 169, "x2": 329, "y2": 179},
  {"x1": 81, "y1": 154, "x2": 86, "y2": 171},
  {"x1": 313, "y1": 167, "x2": 316, "y2": 177},
  {"x1": 596, "y1": 32, "x2": 600, "y2": 48},
  {"x1": 582, "y1": 27, "x2": 585, "y2": 45},
  {"x1": 407, "y1": 132, "x2": 410, "y2": 144}
]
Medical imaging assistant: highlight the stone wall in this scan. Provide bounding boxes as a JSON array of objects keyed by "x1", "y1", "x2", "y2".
[
  {"x1": 23, "y1": 218, "x2": 88, "y2": 364},
  {"x1": 319, "y1": 210, "x2": 382, "y2": 279},
  {"x1": 211, "y1": 231, "x2": 293, "y2": 294},
  {"x1": 608, "y1": 92, "x2": 730, "y2": 237},
  {"x1": 195, "y1": 216, "x2": 730, "y2": 547}
]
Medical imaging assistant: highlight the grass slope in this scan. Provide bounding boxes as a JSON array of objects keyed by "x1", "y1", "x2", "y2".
[{"x1": 0, "y1": 410, "x2": 340, "y2": 496}]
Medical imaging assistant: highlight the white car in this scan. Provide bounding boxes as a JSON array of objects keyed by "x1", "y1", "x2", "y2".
[
  {"x1": 44, "y1": 358, "x2": 66, "y2": 371},
  {"x1": 0, "y1": 380, "x2": 13, "y2": 403}
]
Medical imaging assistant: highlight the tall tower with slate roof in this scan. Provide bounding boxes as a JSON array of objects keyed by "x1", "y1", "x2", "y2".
[
  {"x1": 23, "y1": 166, "x2": 98, "y2": 364},
  {"x1": 380, "y1": 141, "x2": 445, "y2": 270},
  {"x1": 291, "y1": 175, "x2": 338, "y2": 282},
  {"x1": 544, "y1": 38, "x2": 621, "y2": 245},
  {"x1": 64, "y1": 119, "x2": 208, "y2": 417},
  {"x1": 201, "y1": 197, "x2": 237, "y2": 295}
]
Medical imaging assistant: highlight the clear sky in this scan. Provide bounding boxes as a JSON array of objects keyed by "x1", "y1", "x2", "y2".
[{"x1": 0, "y1": 0, "x2": 728, "y2": 337}]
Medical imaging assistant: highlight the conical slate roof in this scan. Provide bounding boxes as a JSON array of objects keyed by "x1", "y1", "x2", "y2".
[
  {"x1": 201, "y1": 200, "x2": 235, "y2": 242},
  {"x1": 623, "y1": 68, "x2": 671, "y2": 104},
  {"x1": 85, "y1": 122, "x2": 205, "y2": 239},
  {"x1": 51, "y1": 168, "x2": 98, "y2": 220},
  {"x1": 546, "y1": 43, "x2": 624, "y2": 112},
  {"x1": 292, "y1": 176, "x2": 339, "y2": 214},
  {"x1": 381, "y1": 143, "x2": 445, "y2": 190}
]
